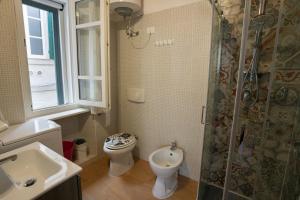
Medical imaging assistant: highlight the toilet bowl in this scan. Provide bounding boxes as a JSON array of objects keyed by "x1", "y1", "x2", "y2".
[
  {"x1": 149, "y1": 146, "x2": 184, "y2": 199},
  {"x1": 103, "y1": 133, "x2": 137, "y2": 176}
]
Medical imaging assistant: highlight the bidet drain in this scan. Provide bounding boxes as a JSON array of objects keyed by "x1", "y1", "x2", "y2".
[{"x1": 23, "y1": 178, "x2": 36, "y2": 187}]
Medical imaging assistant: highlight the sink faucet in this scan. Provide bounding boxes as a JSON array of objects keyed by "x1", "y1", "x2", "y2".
[
  {"x1": 170, "y1": 141, "x2": 177, "y2": 151},
  {"x1": 0, "y1": 154, "x2": 17, "y2": 165}
]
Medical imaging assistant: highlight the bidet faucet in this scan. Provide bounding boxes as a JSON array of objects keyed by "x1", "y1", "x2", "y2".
[
  {"x1": 170, "y1": 141, "x2": 177, "y2": 151},
  {"x1": 0, "y1": 154, "x2": 17, "y2": 165}
]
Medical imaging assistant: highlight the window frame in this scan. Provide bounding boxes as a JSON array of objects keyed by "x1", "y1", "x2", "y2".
[
  {"x1": 16, "y1": 0, "x2": 110, "y2": 119},
  {"x1": 70, "y1": 0, "x2": 110, "y2": 109},
  {"x1": 17, "y1": 0, "x2": 77, "y2": 119},
  {"x1": 22, "y1": 5, "x2": 49, "y2": 59}
]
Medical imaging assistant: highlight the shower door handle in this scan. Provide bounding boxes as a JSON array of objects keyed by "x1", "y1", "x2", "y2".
[{"x1": 201, "y1": 106, "x2": 208, "y2": 125}]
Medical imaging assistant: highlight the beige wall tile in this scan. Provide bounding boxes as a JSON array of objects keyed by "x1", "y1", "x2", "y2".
[
  {"x1": 0, "y1": 0, "x2": 26, "y2": 124},
  {"x1": 117, "y1": 2, "x2": 212, "y2": 180}
]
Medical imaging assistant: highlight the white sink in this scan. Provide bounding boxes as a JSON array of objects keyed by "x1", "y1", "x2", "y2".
[
  {"x1": 0, "y1": 168, "x2": 13, "y2": 196},
  {"x1": 0, "y1": 142, "x2": 82, "y2": 200}
]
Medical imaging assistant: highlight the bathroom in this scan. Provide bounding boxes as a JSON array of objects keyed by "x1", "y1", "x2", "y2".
[{"x1": 0, "y1": 0, "x2": 299, "y2": 199}]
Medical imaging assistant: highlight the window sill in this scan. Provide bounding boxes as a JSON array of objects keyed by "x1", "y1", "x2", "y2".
[{"x1": 38, "y1": 108, "x2": 90, "y2": 121}]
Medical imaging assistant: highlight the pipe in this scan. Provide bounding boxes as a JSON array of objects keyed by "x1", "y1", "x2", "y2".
[
  {"x1": 207, "y1": 0, "x2": 223, "y2": 17},
  {"x1": 258, "y1": 0, "x2": 266, "y2": 14},
  {"x1": 241, "y1": 0, "x2": 267, "y2": 108}
]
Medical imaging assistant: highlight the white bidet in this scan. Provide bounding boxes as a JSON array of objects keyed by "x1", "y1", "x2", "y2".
[{"x1": 149, "y1": 145, "x2": 183, "y2": 199}]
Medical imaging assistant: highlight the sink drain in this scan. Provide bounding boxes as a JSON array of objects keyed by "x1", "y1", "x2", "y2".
[{"x1": 23, "y1": 178, "x2": 36, "y2": 187}]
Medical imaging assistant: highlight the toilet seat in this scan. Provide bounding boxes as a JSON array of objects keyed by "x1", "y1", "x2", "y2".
[
  {"x1": 104, "y1": 133, "x2": 136, "y2": 150},
  {"x1": 103, "y1": 132, "x2": 137, "y2": 176}
]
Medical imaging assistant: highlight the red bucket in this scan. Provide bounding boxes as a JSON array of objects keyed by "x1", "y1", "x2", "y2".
[{"x1": 63, "y1": 140, "x2": 75, "y2": 161}]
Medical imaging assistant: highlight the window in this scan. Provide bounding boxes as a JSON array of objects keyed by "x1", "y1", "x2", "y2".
[
  {"x1": 22, "y1": 0, "x2": 67, "y2": 110},
  {"x1": 20, "y1": 0, "x2": 109, "y2": 115},
  {"x1": 72, "y1": 0, "x2": 109, "y2": 108},
  {"x1": 23, "y1": 5, "x2": 49, "y2": 58}
]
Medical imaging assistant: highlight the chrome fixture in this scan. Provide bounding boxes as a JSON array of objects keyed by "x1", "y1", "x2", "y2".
[
  {"x1": 170, "y1": 141, "x2": 177, "y2": 151},
  {"x1": 125, "y1": 15, "x2": 139, "y2": 38},
  {"x1": 241, "y1": 0, "x2": 273, "y2": 108},
  {"x1": 23, "y1": 178, "x2": 37, "y2": 187},
  {"x1": 0, "y1": 154, "x2": 17, "y2": 165}
]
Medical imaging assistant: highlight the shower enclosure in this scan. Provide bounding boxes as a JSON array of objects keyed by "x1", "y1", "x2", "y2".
[{"x1": 198, "y1": 0, "x2": 300, "y2": 199}]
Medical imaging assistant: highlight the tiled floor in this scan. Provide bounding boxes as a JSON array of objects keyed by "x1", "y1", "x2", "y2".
[{"x1": 80, "y1": 157, "x2": 198, "y2": 200}]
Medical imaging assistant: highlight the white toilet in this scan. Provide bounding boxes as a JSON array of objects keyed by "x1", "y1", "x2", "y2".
[
  {"x1": 149, "y1": 145, "x2": 184, "y2": 199},
  {"x1": 103, "y1": 133, "x2": 137, "y2": 176}
]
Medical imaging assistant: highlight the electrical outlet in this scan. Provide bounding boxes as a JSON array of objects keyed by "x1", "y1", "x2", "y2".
[{"x1": 154, "y1": 39, "x2": 174, "y2": 47}]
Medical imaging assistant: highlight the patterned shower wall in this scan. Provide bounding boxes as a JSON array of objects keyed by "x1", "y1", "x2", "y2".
[
  {"x1": 201, "y1": 0, "x2": 300, "y2": 199},
  {"x1": 272, "y1": 0, "x2": 300, "y2": 199}
]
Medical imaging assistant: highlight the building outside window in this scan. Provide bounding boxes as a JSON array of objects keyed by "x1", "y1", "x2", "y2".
[{"x1": 22, "y1": 2, "x2": 64, "y2": 110}]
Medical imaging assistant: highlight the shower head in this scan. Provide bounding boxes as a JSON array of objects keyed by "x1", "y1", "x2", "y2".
[
  {"x1": 249, "y1": 14, "x2": 275, "y2": 29},
  {"x1": 114, "y1": 7, "x2": 133, "y2": 17}
]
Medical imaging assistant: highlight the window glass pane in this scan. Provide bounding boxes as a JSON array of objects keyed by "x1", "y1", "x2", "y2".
[
  {"x1": 75, "y1": 0, "x2": 100, "y2": 25},
  {"x1": 27, "y1": 6, "x2": 40, "y2": 18},
  {"x1": 77, "y1": 27, "x2": 101, "y2": 76},
  {"x1": 30, "y1": 38, "x2": 43, "y2": 55},
  {"x1": 30, "y1": 71, "x2": 58, "y2": 109},
  {"x1": 28, "y1": 18, "x2": 42, "y2": 37},
  {"x1": 79, "y1": 79, "x2": 102, "y2": 101},
  {"x1": 22, "y1": 3, "x2": 67, "y2": 110}
]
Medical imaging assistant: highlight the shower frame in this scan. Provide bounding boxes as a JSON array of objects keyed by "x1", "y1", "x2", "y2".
[{"x1": 199, "y1": 0, "x2": 295, "y2": 199}]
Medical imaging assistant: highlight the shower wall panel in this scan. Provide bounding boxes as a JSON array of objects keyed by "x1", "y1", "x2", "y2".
[{"x1": 199, "y1": 0, "x2": 299, "y2": 199}]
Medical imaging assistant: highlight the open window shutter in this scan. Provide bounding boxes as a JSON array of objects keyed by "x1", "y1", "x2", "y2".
[
  {"x1": 48, "y1": 12, "x2": 55, "y2": 59},
  {"x1": 72, "y1": 0, "x2": 109, "y2": 108}
]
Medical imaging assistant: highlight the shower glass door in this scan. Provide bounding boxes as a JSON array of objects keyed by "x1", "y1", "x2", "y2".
[
  {"x1": 199, "y1": 0, "x2": 300, "y2": 199},
  {"x1": 198, "y1": 0, "x2": 245, "y2": 198}
]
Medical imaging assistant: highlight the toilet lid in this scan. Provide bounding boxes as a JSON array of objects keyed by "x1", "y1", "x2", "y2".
[{"x1": 104, "y1": 133, "x2": 136, "y2": 150}]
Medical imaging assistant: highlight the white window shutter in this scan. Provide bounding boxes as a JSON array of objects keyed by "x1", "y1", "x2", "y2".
[{"x1": 71, "y1": 0, "x2": 109, "y2": 108}]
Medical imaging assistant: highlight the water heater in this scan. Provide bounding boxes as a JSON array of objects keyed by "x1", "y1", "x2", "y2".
[{"x1": 110, "y1": 0, "x2": 142, "y2": 17}]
